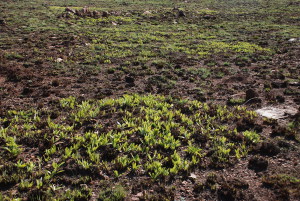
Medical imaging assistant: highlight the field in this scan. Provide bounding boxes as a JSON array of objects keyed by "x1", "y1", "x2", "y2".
[{"x1": 0, "y1": 0, "x2": 299, "y2": 200}]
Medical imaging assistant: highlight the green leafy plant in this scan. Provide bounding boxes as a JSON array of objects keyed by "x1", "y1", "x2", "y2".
[
  {"x1": 242, "y1": 130, "x2": 260, "y2": 143},
  {"x1": 98, "y1": 185, "x2": 127, "y2": 201}
]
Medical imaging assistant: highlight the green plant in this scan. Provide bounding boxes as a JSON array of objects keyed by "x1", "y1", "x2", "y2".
[
  {"x1": 3, "y1": 136, "x2": 22, "y2": 157},
  {"x1": 242, "y1": 130, "x2": 260, "y2": 143},
  {"x1": 19, "y1": 179, "x2": 34, "y2": 191},
  {"x1": 98, "y1": 185, "x2": 127, "y2": 201},
  {"x1": 227, "y1": 98, "x2": 245, "y2": 105}
]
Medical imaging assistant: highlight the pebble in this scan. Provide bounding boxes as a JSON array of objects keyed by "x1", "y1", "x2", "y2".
[
  {"x1": 288, "y1": 38, "x2": 298, "y2": 42},
  {"x1": 56, "y1": 58, "x2": 63, "y2": 63}
]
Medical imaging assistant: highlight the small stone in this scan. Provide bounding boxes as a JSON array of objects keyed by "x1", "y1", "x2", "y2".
[
  {"x1": 80, "y1": 184, "x2": 88, "y2": 189},
  {"x1": 92, "y1": 10, "x2": 100, "y2": 17},
  {"x1": 256, "y1": 106, "x2": 298, "y2": 119},
  {"x1": 289, "y1": 82, "x2": 300, "y2": 86},
  {"x1": 52, "y1": 80, "x2": 59, "y2": 87},
  {"x1": 125, "y1": 76, "x2": 134, "y2": 83},
  {"x1": 245, "y1": 89, "x2": 258, "y2": 100},
  {"x1": 143, "y1": 11, "x2": 152, "y2": 15},
  {"x1": 102, "y1": 11, "x2": 109, "y2": 17},
  {"x1": 112, "y1": 21, "x2": 118, "y2": 26},
  {"x1": 75, "y1": 10, "x2": 82, "y2": 16},
  {"x1": 189, "y1": 173, "x2": 197, "y2": 179},
  {"x1": 136, "y1": 192, "x2": 143, "y2": 197},
  {"x1": 65, "y1": 7, "x2": 75, "y2": 14},
  {"x1": 178, "y1": 10, "x2": 186, "y2": 17},
  {"x1": 56, "y1": 58, "x2": 63, "y2": 63},
  {"x1": 288, "y1": 38, "x2": 297, "y2": 42},
  {"x1": 81, "y1": 7, "x2": 89, "y2": 14},
  {"x1": 203, "y1": 14, "x2": 216, "y2": 20}
]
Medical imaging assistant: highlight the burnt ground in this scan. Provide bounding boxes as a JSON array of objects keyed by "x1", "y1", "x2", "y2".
[{"x1": 0, "y1": 0, "x2": 299, "y2": 200}]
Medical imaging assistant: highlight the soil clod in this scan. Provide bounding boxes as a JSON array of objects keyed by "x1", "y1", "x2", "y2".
[{"x1": 248, "y1": 156, "x2": 268, "y2": 172}]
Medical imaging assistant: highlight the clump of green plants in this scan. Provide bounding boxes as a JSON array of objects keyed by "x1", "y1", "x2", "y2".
[
  {"x1": 0, "y1": 94, "x2": 262, "y2": 199},
  {"x1": 4, "y1": 52, "x2": 24, "y2": 60},
  {"x1": 227, "y1": 98, "x2": 245, "y2": 106},
  {"x1": 98, "y1": 185, "x2": 127, "y2": 201}
]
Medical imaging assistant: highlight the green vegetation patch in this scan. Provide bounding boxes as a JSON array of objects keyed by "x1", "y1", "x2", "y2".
[{"x1": 0, "y1": 94, "x2": 261, "y2": 199}]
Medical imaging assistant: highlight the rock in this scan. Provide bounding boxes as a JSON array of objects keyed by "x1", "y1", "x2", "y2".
[
  {"x1": 80, "y1": 184, "x2": 88, "y2": 189},
  {"x1": 203, "y1": 14, "x2": 216, "y2": 20},
  {"x1": 51, "y1": 80, "x2": 59, "y2": 87},
  {"x1": 288, "y1": 38, "x2": 298, "y2": 42},
  {"x1": 178, "y1": 10, "x2": 186, "y2": 17},
  {"x1": 248, "y1": 156, "x2": 268, "y2": 172},
  {"x1": 65, "y1": 7, "x2": 75, "y2": 14},
  {"x1": 136, "y1": 192, "x2": 143, "y2": 197},
  {"x1": 289, "y1": 82, "x2": 300, "y2": 86},
  {"x1": 112, "y1": 21, "x2": 118, "y2": 26},
  {"x1": 143, "y1": 11, "x2": 152, "y2": 15},
  {"x1": 75, "y1": 10, "x2": 82, "y2": 17},
  {"x1": 245, "y1": 89, "x2": 258, "y2": 100},
  {"x1": 92, "y1": 10, "x2": 100, "y2": 17},
  {"x1": 256, "y1": 106, "x2": 298, "y2": 119},
  {"x1": 56, "y1": 58, "x2": 63, "y2": 63},
  {"x1": 81, "y1": 7, "x2": 89, "y2": 14},
  {"x1": 125, "y1": 75, "x2": 135, "y2": 83},
  {"x1": 189, "y1": 173, "x2": 197, "y2": 179},
  {"x1": 102, "y1": 11, "x2": 109, "y2": 17},
  {"x1": 245, "y1": 89, "x2": 261, "y2": 104}
]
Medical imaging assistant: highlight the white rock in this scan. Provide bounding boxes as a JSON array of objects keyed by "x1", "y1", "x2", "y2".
[
  {"x1": 189, "y1": 173, "x2": 197, "y2": 179},
  {"x1": 256, "y1": 106, "x2": 298, "y2": 119},
  {"x1": 288, "y1": 38, "x2": 298, "y2": 42},
  {"x1": 136, "y1": 192, "x2": 143, "y2": 197},
  {"x1": 56, "y1": 58, "x2": 63, "y2": 63},
  {"x1": 143, "y1": 11, "x2": 152, "y2": 15}
]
